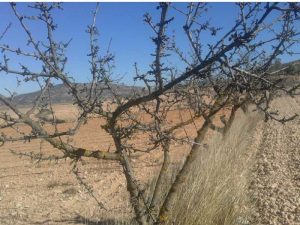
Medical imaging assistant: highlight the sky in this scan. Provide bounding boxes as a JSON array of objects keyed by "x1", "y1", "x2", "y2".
[{"x1": 0, "y1": 2, "x2": 299, "y2": 95}]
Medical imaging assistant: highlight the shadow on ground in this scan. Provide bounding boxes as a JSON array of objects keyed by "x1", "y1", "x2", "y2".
[{"x1": 29, "y1": 214, "x2": 138, "y2": 225}]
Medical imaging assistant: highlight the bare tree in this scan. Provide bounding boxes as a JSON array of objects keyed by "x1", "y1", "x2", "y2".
[{"x1": 0, "y1": 3, "x2": 299, "y2": 225}]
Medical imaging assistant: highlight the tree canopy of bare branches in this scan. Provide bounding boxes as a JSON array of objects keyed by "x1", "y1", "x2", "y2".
[{"x1": 0, "y1": 3, "x2": 300, "y2": 225}]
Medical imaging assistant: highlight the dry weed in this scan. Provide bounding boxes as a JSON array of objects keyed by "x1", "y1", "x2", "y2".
[{"x1": 151, "y1": 110, "x2": 261, "y2": 225}]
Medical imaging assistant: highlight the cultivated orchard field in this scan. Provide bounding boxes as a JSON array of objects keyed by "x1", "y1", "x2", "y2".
[
  {"x1": 1, "y1": 96, "x2": 299, "y2": 225},
  {"x1": 0, "y1": 2, "x2": 300, "y2": 225},
  {"x1": 0, "y1": 103, "x2": 217, "y2": 223}
]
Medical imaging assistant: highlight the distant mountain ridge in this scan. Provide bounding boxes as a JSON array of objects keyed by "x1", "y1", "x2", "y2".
[
  {"x1": 1, "y1": 83, "x2": 144, "y2": 106},
  {"x1": 1, "y1": 58, "x2": 299, "y2": 107}
]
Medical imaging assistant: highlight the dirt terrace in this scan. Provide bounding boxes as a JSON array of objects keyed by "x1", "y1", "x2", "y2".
[{"x1": 249, "y1": 96, "x2": 300, "y2": 225}]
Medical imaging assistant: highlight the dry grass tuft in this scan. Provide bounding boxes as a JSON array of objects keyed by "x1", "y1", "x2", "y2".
[{"x1": 164, "y1": 109, "x2": 261, "y2": 225}]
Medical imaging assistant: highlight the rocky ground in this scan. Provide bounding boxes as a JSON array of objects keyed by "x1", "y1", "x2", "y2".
[
  {"x1": 0, "y1": 106, "x2": 192, "y2": 225},
  {"x1": 0, "y1": 96, "x2": 299, "y2": 225},
  {"x1": 249, "y1": 96, "x2": 300, "y2": 225}
]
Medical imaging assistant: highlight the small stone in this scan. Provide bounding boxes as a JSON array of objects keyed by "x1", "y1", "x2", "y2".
[
  {"x1": 10, "y1": 211, "x2": 17, "y2": 216},
  {"x1": 270, "y1": 183, "x2": 278, "y2": 189}
]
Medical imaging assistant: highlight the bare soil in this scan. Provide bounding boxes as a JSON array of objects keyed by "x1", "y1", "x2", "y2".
[
  {"x1": 0, "y1": 96, "x2": 299, "y2": 225},
  {"x1": 249, "y1": 96, "x2": 300, "y2": 225},
  {"x1": 0, "y1": 105, "x2": 202, "y2": 224}
]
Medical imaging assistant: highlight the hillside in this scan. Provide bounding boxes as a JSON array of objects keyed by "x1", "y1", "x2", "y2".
[
  {"x1": 1, "y1": 64, "x2": 299, "y2": 108},
  {"x1": 0, "y1": 83, "x2": 144, "y2": 106}
]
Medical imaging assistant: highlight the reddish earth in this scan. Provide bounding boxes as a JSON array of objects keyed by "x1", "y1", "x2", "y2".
[
  {"x1": 0, "y1": 104, "x2": 213, "y2": 224},
  {"x1": 0, "y1": 96, "x2": 299, "y2": 225}
]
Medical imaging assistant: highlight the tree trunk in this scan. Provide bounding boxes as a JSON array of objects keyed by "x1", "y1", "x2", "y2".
[
  {"x1": 157, "y1": 120, "x2": 210, "y2": 224},
  {"x1": 120, "y1": 151, "x2": 150, "y2": 225}
]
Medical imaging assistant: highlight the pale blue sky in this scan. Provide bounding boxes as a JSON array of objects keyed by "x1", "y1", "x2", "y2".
[{"x1": 0, "y1": 3, "x2": 298, "y2": 95}]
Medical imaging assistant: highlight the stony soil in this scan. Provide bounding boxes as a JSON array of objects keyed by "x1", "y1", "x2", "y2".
[
  {"x1": 249, "y1": 96, "x2": 300, "y2": 225},
  {"x1": 0, "y1": 96, "x2": 299, "y2": 225},
  {"x1": 0, "y1": 105, "x2": 197, "y2": 224}
]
